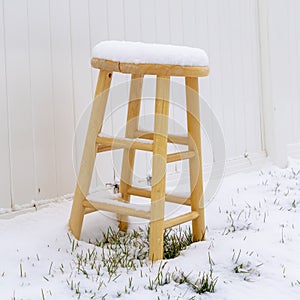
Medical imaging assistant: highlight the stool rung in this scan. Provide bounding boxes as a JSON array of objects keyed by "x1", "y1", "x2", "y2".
[
  {"x1": 164, "y1": 211, "x2": 199, "y2": 229},
  {"x1": 166, "y1": 194, "x2": 191, "y2": 206},
  {"x1": 134, "y1": 130, "x2": 188, "y2": 145},
  {"x1": 97, "y1": 144, "x2": 113, "y2": 153},
  {"x1": 96, "y1": 136, "x2": 153, "y2": 151},
  {"x1": 167, "y1": 150, "x2": 195, "y2": 163},
  {"x1": 127, "y1": 186, "x2": 191, "y2": 206},
  {"x1": 127, "y1": 186, "x2": 150, "y2": 198},
  {"x1": 83, "y1": 199, "x2": 151, "y2": 219}
]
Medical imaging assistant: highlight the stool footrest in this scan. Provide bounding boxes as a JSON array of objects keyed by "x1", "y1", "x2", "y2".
[
  {"x1": 127, "y1": 186, "x2": 191, "y2": 206},
  {"x1": 164, "y1": 211, "x2": 199, "y2": 229},
  {"x1": 83, "y1": 199, "x2": 151, "y2": 219},
  {"x1": 96, "y1": 136, "x2": 153, "y2": 151},
  {"x1": 167, "y1": 150, "x2": 195, "y2": 163},
  {"x1": 134, "y1": 130, "x2": 188, "y2": 145}
]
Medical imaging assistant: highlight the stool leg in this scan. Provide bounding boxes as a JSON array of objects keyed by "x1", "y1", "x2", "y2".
[
  {"x1": 149, "y1": 76, "x2": 170, "y2": 261},
  {"x1": 69, "y1": 70, "x2": 112, "y2": 239},
  {"x1": 185, "y1": 77, "x2": 206, "y2": 241},
  {"x1": 119, "y1": 74, "x2": 144, "y2": 231}
]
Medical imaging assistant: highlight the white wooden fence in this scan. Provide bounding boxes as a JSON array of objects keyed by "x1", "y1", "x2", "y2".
[{"x1": 0, "y1": 0, "x2": 299, "y2": 209}]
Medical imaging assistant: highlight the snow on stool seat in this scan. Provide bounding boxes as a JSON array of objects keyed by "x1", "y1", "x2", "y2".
[{"x1": 92, "y1": 40, "x2": 209, "y2": 77}]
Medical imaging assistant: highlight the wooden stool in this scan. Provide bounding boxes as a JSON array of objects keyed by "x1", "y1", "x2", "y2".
[{"x1": 69, "y1": 41, "x2": 209, "y2": 261}]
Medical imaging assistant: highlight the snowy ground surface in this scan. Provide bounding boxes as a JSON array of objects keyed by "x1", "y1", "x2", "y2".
[{"x1": 1, "y1": 159, "x2": 300, "y2": 299}]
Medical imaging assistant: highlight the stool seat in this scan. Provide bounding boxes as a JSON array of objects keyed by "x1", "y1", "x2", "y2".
[{"x1": 92, "y1": 41, "x2": 209, "y2": 77}]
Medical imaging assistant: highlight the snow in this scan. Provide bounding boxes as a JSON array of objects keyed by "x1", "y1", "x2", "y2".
[
  {"x1": 92, "y1": 41, "x2": 209, "y2": 67},
  {"x1": 0, "y1": 194, "x2": 73, "y2": 216},
  {"x1": 88, "y1": 186, "x2": 121, "y2": 201},
  {"x1": 99, "y1": 133, "x2": 153, "y2": 145},
  {"x1": 1, "y1": 159, "x2": 300, "y2": 299},
  {"x1": 87, "y1": 187, "x2": 150, "y2": 212}
]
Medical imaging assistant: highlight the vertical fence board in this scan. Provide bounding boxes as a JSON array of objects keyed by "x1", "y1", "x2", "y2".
[
  {"x1": 241, "y1": 0, "x2": 262, "y2": 154},
  {"x1": 194, "y1": 0, "x2": 213, "y2": 167},
  {"x1": 0, "y1": 0, "x2": 11, "y2": 208},
  {"x1": 140, "y1": 0, "x2": 156, "y2": 43},
  {"x1": 137, "y1": 0, "x2": 156, "y2": 179},
  {"x1": 88, "y1": 0, "x2": 113, "y2": 187},
  {"x1": 69, "y1": 0, "x2": 93, "y2": 123},
  {"x1": 194, "y1": 0, "x2": 210, "y2": 100},
  {"x1": 206, "y1": 0, "x2": 225, "y2": 164},
  {"x1": 154, "y1": 0, "x2": 170, "y2": 44},
  {"x1": 124, "y1": 0, "x2": 141, "y2": 41},
  {"x1": 124, "y1": 0, "x2": 151, "y2": 182},
  {"x1": 169, "y1": 0, "x2": 183, "y2": 45},
  {"x1": 288, "y1": 0, "x2": 300, "y2": 144},
  {"x1": 139, "y1": 1, "x2": 156, "y2": 178},
  {"x1": 88, "y1": 0, "x2": 108, "y2": 92},
  {"x1": 182, "y1": 0, "x2": 197, "y2": 46},
  {"x1": 107, "y1": 0, "x2": 125, "y2": 40},
  {"x1": 266, "y1": 0, "x2": 290, "y2": 164},
  {"x1": 69, "y1": 0, "x2": 94, "y2": 184},
  {"x1": 105, "y1": 0, "x2": 129, "y2": 184},
  {"x1": 27, "y1": 0, "x2": 57, "y2": 200},
  {"x1": 3, "y1": 0, "x2": 36, "y2": 206},
  {"x1": 216, "y1": 0, "x2": 236, "y2": 159},
  {"x1": 228, "y1": 1, "x2": 246, "y2": 157},
  {"x1": 49, "y1": 0, "x2": 76, "y2": 195},
  {"x1": 169, "y1": 0, "x2": 185, "y2": 160}
]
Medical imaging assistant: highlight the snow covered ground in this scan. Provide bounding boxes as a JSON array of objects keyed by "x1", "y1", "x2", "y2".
[{"x1": 1, "y1": 159, "x2": 300, "y2": 299}]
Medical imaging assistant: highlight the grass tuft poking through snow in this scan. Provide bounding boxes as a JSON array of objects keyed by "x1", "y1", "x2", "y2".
[{"x1": 63, "y1": 226, "x2": 217, "y2": 298}]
